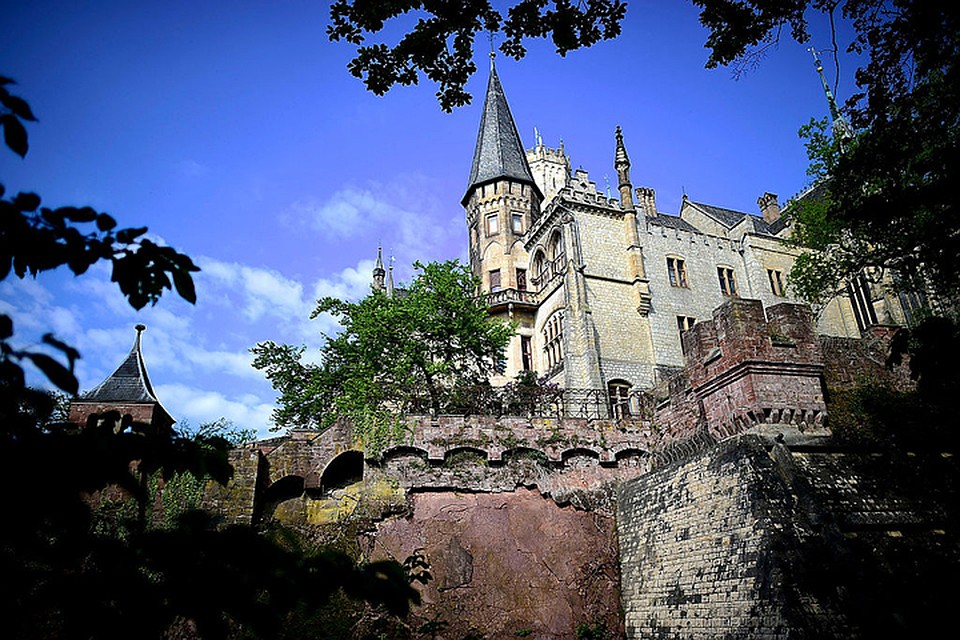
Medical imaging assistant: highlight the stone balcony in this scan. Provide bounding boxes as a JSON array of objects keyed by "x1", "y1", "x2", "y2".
[{"x1": 486, "y1": 287, "x2": 539, "y2": 312}]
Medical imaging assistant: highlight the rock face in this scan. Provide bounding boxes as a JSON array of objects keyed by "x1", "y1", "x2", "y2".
[{"x1": 368, "y1": 488, "x2": 623, "y2": 639}]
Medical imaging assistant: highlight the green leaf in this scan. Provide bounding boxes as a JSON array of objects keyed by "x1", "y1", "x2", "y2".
[
  {"x1": 12, "y1": 191, "x2": 41, "y2": 211},
  {"x1": 25, "y1": 352, "x2": 79, "y2": 394},
  {"x1": 96, "y1": 212, "x2": 117, "y2": 231},
  {"x1": 116, "y1": 227, "x2": 148, "y2": 244},
  {"x1": 1, "y1": 113, "x2": 28, "y2": 157},
  {"x1": 42, "y1": 333, "x2": 81, "y2": 365},
  {"x1": 0, "y1": 94, "x2": 37, "y2": 121},
  {"x1": 172, "y1": 269, "x2": 197, "y2": 304}
]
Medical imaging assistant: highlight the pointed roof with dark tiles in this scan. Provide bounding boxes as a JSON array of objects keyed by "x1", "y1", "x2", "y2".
[
  {"x1": 463, "y1": 60, "x2": 540, "y2": 205},
  {"x1": 78, "y1": 325, "x2": 163, "y2": 405}
]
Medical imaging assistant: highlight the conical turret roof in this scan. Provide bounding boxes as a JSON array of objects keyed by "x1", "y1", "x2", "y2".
[
  {"x1": 78, "y1": 325, "x2": 163, "y2": 405},
  {"x1": 462, "y1": 59, "x2": 540, "y2": 205}
]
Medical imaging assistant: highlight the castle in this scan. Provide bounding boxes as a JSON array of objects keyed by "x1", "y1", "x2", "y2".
[
  {"x1": 67, "y1": 61, "x2": 956, "y2": 640},
  {"x1": 448, "y1": 58, "x2": 920, "y2": 397}
]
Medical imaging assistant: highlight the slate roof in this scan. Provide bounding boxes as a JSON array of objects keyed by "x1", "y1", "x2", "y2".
[
  {"x1": 686, "y1": 199, "x2": 784, "y2": 237},
  {"x1": 463, "y1": 62, "x2": 539, "y2": 204},
  {"x1": 78, "y1": 325, "x2": 162, "y2": 404},
  {"x1": 650, "y1": 214, "x2": 699, "y2": 233},
  {"x1": 690, "y1": 200, "x2": 749, "y2": 228}
]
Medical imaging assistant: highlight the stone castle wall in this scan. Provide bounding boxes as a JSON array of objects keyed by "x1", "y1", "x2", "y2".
[{"x1": 194, "y1": 299, "x2": 955, "y2": 639}]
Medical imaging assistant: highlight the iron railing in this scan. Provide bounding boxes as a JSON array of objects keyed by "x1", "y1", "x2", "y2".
[{"x1": 398, "y1": 385, "x2": 655, "y2": 420}]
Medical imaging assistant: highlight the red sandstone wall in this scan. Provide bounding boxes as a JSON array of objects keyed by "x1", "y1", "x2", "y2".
[{"x1": 369, "y1": 488, "x2": 624, "y2": 639}]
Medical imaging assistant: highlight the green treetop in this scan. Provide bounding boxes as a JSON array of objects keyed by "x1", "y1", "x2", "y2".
[{"x1": 253, "y1": 260, "x2": 514, "y2": 447}]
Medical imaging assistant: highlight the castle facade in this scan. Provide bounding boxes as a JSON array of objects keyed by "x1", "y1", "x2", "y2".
[{"x1": 461, "y1": 61, "x2": 916, "y2": 396}]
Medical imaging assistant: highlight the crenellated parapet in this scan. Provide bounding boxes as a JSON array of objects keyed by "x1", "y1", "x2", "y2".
[{"x1": 655, "y1": 298, "x2": 828, "y2": 443}]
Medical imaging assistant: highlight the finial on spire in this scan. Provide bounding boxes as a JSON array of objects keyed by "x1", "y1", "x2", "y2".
[{"x1": 135, "y1": 324, "x2": 146, "y2": 334}]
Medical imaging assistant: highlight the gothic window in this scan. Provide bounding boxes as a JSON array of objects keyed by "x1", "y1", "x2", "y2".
[
  {"x1": 521, "y1": 336, "x2": 533, "y2": 371},
  {"x1": 608, "y1": 380, "x2": 632, "y2": 419},
  {"x1": 767, "y1": 269, "x2": 785, "y2": 296},
  {"x1": 550, "y1": 230, "x2": 564, "y2": 261},
  {"x1": 532, "y1": 251, "x2": 547, "y2": 289},
  {"x1": 543, "y1": 311, "x2": 564, "y2": 371},
  {"x1": 516, "y1": 268, "x2": 527, "y2": 291},
  {"x1": 512, "y1": 212, "x2": 524, "y2": 234},
  {"x1": 667, "y1": 257, "x2": 688, "y2": 288},
  {"x1": 717, "y1": 267, "x2": 738, "y2": 297},
  {"x1": 489, "y1": 269, "x2": 501, "y2": 292},
  {"x1": 485, "y1": 213, "x2": 499, "y2": 236},
  {"x1": 847, "y1": 273, "x2": 878, "y2": 332}
]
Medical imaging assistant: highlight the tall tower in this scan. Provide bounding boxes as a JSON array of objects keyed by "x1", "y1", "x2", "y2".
[
  {"x1": 463, "y1": 56, "x2": 543, "y2": 382},
  {"x1": 463, "y1": 55, "x2": 543, "y2": 294}
]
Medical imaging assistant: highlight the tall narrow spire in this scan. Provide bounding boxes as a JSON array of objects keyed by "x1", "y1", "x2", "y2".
[
  {"x1": 809, "y1": 47, "x2": 853, "y2": 145},
  {"x1": 614, "y1": 126, "x2": 636, "y2": 212},
  {"x1": 462, "y1": 60, "x2": 541, "y2": 205},
  {"x1": 373, "y1": 245, "x2": 385, "y2": 291}
]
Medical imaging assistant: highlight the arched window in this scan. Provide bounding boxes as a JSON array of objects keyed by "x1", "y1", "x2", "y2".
[
  {"x1": 542, "y1": 311, "x2": 565, "y2": 372},
  {"x1": 608, "y1": 379, "x2": 633, "y2": 419},
  {"x1": 532, "y1": 250, "x2": 547, "y2": 290},
  {"x1": 550, "y1": 230, "x2": 564, "y2": 261}
]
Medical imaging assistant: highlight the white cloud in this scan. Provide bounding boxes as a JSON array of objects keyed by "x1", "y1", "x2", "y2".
[
  {"x1": 156, "y1": 383, "x2": 277, "y2": 437},
  {"x1": 283, "y1": 178, "x2": 464, "y2": 262}
]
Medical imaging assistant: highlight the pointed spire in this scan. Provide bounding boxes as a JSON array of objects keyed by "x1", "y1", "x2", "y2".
[
  {"x1": 463, "y1": 60, "x2": 540, "y2": 205},
  {"x1": 614, "y1": 125, "x2": 631, "y2": 185},
  {"x1": 79, "y1": 325, "x2": 163, "y2": 405},
  {"x1": 614, "y1": 126, "x2": 636, "y2": 211},
  {"x1": 386, "y1": 258, "x2": 395, "y2": 298},
  {"x1": 809, "y1": 47, "x2": 853, "y2": 145},
  {"x1": 373, "y1": 244, "x2": 385, "y2": 291}
]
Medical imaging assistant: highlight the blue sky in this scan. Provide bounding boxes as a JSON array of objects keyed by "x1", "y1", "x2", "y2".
[{"x1": 1, "y1": 1, "x2": 858, "y2": 436}]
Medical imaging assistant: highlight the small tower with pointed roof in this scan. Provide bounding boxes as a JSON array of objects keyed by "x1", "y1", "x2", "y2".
[
  {"x1": 373, "y1": 245, "x2": 386, "y2": 292},
  {"x1": 68, "y1": 324, "x2": 174, "y2": 432},
  {"x1": 463, "y1": 54, "x2": 542, "y2": 295}
]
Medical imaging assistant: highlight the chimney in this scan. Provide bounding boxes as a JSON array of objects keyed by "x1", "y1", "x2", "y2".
[
  {"x1": 758, "y1": 192, "x2": 781, "y2": 224},
  {"x1": 635, "y1": 186, "x2": 657, "y2": 218}
]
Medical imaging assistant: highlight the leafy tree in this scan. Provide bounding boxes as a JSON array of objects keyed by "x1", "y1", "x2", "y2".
[
  {"x1": 693, "y1": 1, "x2": 960, "y2": 305},
  {"x1": 1, "y1": 79, "x2": 418, "y2": 639},
  {"x1": 253, "y1": 260, "x2": 513, "y2": 447},
  {"x1": 327, "y1": 0, "x2": 627, "y2": 111}
]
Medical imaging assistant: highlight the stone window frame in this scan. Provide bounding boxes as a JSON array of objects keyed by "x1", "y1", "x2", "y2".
[
  {"x1": 676, "y1": 315, "x2": 696, "y2": 354},
  {"x1": 666, "y1": 256, "x2": 689, "y2": 288},
  {"x1": 511, "y1": 211, "x2": 524, "y2": 234},
  {"x1": 549, "y1": 229, "x2": 564, "y2": 261},
  {"x1": 717, "y1": 266, "x2": 738, "y2": 297},
  {"x1": 489, "y1": 268, "x2": 502, "y2": 292},
  {"x1": 485, "y1": 212, "x2": 499, "y2": 236},
  {"x1": 767, "y1": 268, "x2": 785, "y2": 297},
  {"x1": 520, "y1": 335, "x2": 534, "y2": 371},
  {"x1": 607, "y1": 379, "x2": 633, "y2": 419},
  {"x1": 516, "y1": 267, "x2": 527, "y2": 291},
  {"x1": 542, "y1": 310, "x2": 565, "y2": 371}
]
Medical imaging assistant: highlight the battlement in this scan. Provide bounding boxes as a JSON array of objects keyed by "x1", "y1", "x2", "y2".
[{"x1": 657, "y1": 298, "x2": 827, "y2": 442}]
